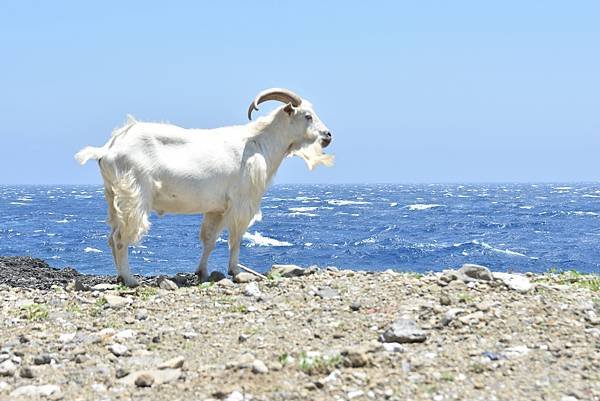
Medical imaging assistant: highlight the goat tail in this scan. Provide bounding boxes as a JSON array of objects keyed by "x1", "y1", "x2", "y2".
[{"x1": 75, "y1": 146, "x2": 106, "y2": 165}]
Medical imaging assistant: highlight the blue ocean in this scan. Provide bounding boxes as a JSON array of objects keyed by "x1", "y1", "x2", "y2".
[{"x1": 1, "y1": 184, "x2": 600, "y2": 276}]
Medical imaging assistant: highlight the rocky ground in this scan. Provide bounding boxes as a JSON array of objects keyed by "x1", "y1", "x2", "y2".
[{"x1": 0, "y1": 257, "x2": 599, "y2": 401}]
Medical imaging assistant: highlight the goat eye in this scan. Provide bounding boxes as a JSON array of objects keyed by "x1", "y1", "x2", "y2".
[{"x1": 305, "y1": 114, "x2": 313, "y2": 121}]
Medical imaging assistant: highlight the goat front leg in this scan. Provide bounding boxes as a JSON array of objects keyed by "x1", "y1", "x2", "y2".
[
  {"x1": 109, "y1": 229, "x2": 139, "y2": 287},
  {"x1": 196, "y1": 212, "x2": 225, "y2": 282},
  {"x1": 227, "y1": 220, "x2": 251, "y2": 277}
]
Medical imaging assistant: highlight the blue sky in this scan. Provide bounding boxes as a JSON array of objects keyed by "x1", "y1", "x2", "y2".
[{"x1": 1, "y1": 1, "x2": 599, "y2": 184}]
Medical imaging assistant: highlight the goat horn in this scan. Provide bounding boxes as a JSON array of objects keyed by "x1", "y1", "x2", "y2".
[{"x1": 247, "y1": 88, "x2": 302, "y2": 120}]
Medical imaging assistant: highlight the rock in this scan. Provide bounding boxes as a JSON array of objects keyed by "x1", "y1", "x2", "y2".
[
  {"x1": 135, "y1": 309, "x2": 149, "y2": 321},
  {"x1": 120, "y1": 369, "x2": 182, "y2": 386},
  {"x1": 182, "y1": 331, "x2": 198, "y2": 339},
  {"x1": 458, "y1": 264, "x2": 493, "y2": 281},
  {"x1": 315, "y1": 287, "x2": 340, "y2": 299},
  {"x1": 382, "y1": 342, "x2": 405, "y2": 353},
  {"x1": 458, "y1": 311, "x2": 485, "y2": 325},
  {"x1": 348, "y1": 390, "x2": 364, "y2": 399},
  {"x1": 158, "y1": 277, "x2": 178, "y2": 291},
  {"x1": 350, "y1": 302, "x2": 361, "y2": 311},
  {"x1": 226, "y1": 391, "x2": 250, "y2": 401},
  {"x1": 103, "y1": 294, "x2": 131, "y2": 308},
  {"x1": 439, "y1": 294, "x2": 452, "y2": 306},
  {"x1": 270, "y1": 264, "x2": 306, "y2": 277},
  {"x1": 134, "y1": 373, "x2": 155, "y2": 387},
  {"x1": 342, "y1": 347, "x2": 370, "y2": 367},
  {"x1": 33, "y1": 353, "x2": 52, "y2": 365},
  {"x1": 66, "y1": 278, "x2": 91, "y2": 292},
  {"x1": 107, "y1": 344, "x2": 128, "y2": 357},
  {"x1": 114, "y1": 329, "x2": 136, "y2": 341},
  {"x1": 158, "y1": 356, "x2": 185, "y2": 369},
  {"x1": 75, "y1": 354, "x2": 89, "y2": 364},
  {"x1": 0, "y1": 360, "x2": 17, "y2": 377},
  {"x1": 492, "y1": 272, "x2": 533, "y2": 293},
  {"x1": 503, "y1": 345, "x2": 530, "y2": 359},
  {"x1": 243, "y1": 282, "x2": 261, "y2": 298},
  {"x1": 217, "y1": 279, "x2": 236, "y2": 287},
  {"x1": 381, "y1": 318, "x2": 428, "y2": 343},
  {"x1": 91, "y1": 283, "x2": 118, "y2": 291},
  {"x1": 442, "y1": 308, "x2": 466, "y2": 326},
  {"x1": 115, "y1": 367, "x2": 129, "y2": 378},
  {"x1": 19, "y1": 366, "x2": 35, "y2": 379},
  {"x1": 11, "y1": 384, "x2": 62, "y2": 398},
  {"x1": 208, "y1": 271, "x2": 227, "y2": 282},
  {"x1": 233, "y1": 272, "x2": 259, "y2": 283},
  {"x1": 251, "y1": 359, "x2": 269, "y2": 374}
]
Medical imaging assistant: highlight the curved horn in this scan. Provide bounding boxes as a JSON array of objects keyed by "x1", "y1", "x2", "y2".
[{"x1": 247, "y1": 88, "x2": 302, "y2": 120}]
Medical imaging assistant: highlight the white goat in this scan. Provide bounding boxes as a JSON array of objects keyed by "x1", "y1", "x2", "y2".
[{"x1": 75, "y1": 88, "x2": 334, "y2": 286}]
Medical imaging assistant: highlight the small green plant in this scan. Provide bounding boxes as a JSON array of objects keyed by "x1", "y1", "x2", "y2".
[
  {"x1": 199, "y1": 281, "x2": 215, "y2": 290},
  {"x1": 227, "y1": 304, "x2": 248, "y2": 313},
  {"x1": 266, "y1": 272, "x2": 282, "y2": 281},
  {"x1": 21, "y1": 303, "x2": 49, "y2": 321},
  {"x1": 136, "y1": 286, "x2": 158, "y2": 300},
  {"x1": 278, "y1": 352, "x2": 292, "y2": 366},
  {"x1": 469, "y1": 362, "x2": 486, "y2": 374},
  {"x1": 297, "y1": 352, "x2": 342, "y2": 375},
  {"x1": 66, "y1": 302, "x2": 82, "y2": 314},
  {"x1": 440, "y1": 372, "x2": 454, "y2": 382},
  {"x1": 458, "y1": 293, "x2": 475, "y2": 303}
]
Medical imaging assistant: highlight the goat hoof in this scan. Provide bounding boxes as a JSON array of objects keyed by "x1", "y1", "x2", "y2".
[
  {"x1": 196, "y1": 271, "x2": 209, "y2": 283},
  {"x1": 118, "y1": 275, "x2": 140, "y2": 288}
]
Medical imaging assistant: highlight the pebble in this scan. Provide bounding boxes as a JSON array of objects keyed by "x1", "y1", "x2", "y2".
[
  {"x1": 19, "y1": 366, "x2": 35, "y2": 378},
  {"x1": 315, "y1": 287, "x2": 340, "y2": 299},
  {"x1": 458, "y1": 264, "x2": 493, "y2": 281},
  {"x1": 182, "y1": 331, "x2": 198, "y2": 339},
  {"x1": 114, "y1": 329, "x2": 136, "y2": 341},
  {"x1": 442, "y1": 308, "x2": 465, "y2": 326},
  {"x1": 342, "y1": 347, "x2": 370, "y2": 367},
  {"x1": 348, "y1": 390, "x2": 365, "y2": 399},
  {"x1": 270, "y1": 264, "x2": 306, "y2": 277},
  {"x1": 439, "y1": 294, "x2": 452, "y2": 306},
  {"x1": 382, "y1": 342, "x2": 406, "y2": 353},
  {"x1": 217, "y1": 278, "x2": 236, "y2": 287},
  {"x1": 233, "y1": 272, "x2": 259, "y2": 283},
  {"x1": 503, "y1": 345, "x2": 530, "y2": 359},
  {"x1": 120, "y1": 368, "x2": 182, "y2": 386},
  {"x1": 135, "y1": 309, "x2": 149, "y2": 320},
  {"x1": 33, "y1": 353, "x2": 52, "y2": 365},
  {"x1": 115, "y1": 367, "x2": 129, "y2": 378},
  {"x1": 158, "y1": 278, "x2": 178, "y2": 291},
  {"x1": 350, "y1": 301, "x2": 361, "y2": 311},
  {"x1": 107, "y1": 344, "x2": 128, "y2": 357},
  {"x1": 492, "y1": 272, "x2": 533, "y2": 293},
  {"x1": 251, "y1": 359, "x2": 269, "y2": 374},
  {"x1": 381, "y1": 318, "x2": 428, "y2": 343},
  {"x1": 11, "y1": 384, "x2": 62, "y2": 398},
  {"x1": 0, "y1": 360, "x2": 17, "y2": 377},
  {"x1": 134, "y1": 372, "x2": 155, "y2": 387},
  {"x1": 91, "y1": 283, "x2": 117, "y2": 291},
  {"x1": 103, "y1": 294, "x2": 131, "y2": 308},
  {"x1": 208, "y1": 271, "x2": 227, "y2": 282},
  {"x1": 243, "y1": 282, "x2": 262, "y2": 298},
  {"x1": 158, "y1": 356, "x2": 185, "y2": 369}
]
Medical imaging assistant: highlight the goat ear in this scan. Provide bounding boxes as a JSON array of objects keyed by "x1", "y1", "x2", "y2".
[{"x1": 283, "y1": 103, "x2": 295, "y2": 116}]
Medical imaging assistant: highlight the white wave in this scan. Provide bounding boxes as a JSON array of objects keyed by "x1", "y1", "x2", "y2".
[
  {"x1": 554, "y1": 186, "x2": 572, "y2": 190},
  {"x1": 55, "y1": 219, "x2": 70, "y2": 224},
  {"x1": 289, "y1": 207, "x2": 318, "y2": 212},
  {"x1": 327, "y1": 199, "x2": 371, "y2": 206},
  {"x1": 295, "y1": 196, "x2": 320, "y2": 201},
  {"x1": 304, "y1": 242, "x2": 313, "y2": 247},
  {"x1": 407, "y1": 204, "x2": 443, "y2": 211},
  {"x1": 243, "y1": 231, "x2": 292, "y2": 247},
  {"x1": 389, "y1": 202, "x2": 398, "y2": 207},
  {"x1": 9, "y1": 202, "x2": 29, "y2": 206},
  {"x1": 289, "y1": 212, "x2": 318, "y2": 217},
  {"x1": 573, "y1": 211, "x2": 599, "y2": 217},
  {"x1": 472, "y1": 240, "x2": 528, "y2": 257},
  {"x1": 519, "y1": 206, "x2": 533, "y2": 209},
  {"x1": 582, "y1": 194, "x2": 600, "y2": 198},
  {"x1": 16, "y1": 197, "x2": 32, "y2": 202},
  {"x1": 354, "y1": 237, "x2": 376, "y2": 245},
  {"x1": 84, "y1": 247, "x2": 103, "y2": 253}
]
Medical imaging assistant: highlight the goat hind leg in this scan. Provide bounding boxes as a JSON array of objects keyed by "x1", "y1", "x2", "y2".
[
  {"x1": 196, "y1": 212, "x2": 224, "y2": 282},
  {"x1": 109, "y1": 229, "x2": 139, "y2": 287}
]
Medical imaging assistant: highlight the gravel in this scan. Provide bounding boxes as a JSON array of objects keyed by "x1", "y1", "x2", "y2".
[{"x1": 0, "y1": 257, "x2": 598, "y2": 400}]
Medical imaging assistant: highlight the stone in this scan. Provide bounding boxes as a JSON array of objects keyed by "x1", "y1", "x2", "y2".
[
  {"x1": 233, "y1": 272, "x2": 259, "y2": 283},
  {"x1": 342, "y1": 347, "x2": 370, "y2": 367},
  {"x1": 19, "y1": 366, "x2": 35, "y2": 379},
  {"x1": 348, "y1": 390, "x2": 365, "y2": 399},
  {"x1": 492, "y1": 272, "x2": 533, "y2": 293},
  {"x1": 442, "y1": 308, "x2": 466, "y2": 326},
  {"x1": 158, "y1": 356, "x2": 185, "y2": 370},
  {"x1": 315, "y1": 287, "x2": 340, "y2": 299},
  {"x1": 382, "y1": 342, "x2": 405, "y2": 353},
  {"x1": 135, "y1": 309, "x2": 149, "y2": 320},
  {"x1": 503, "y1": 345, "x2": 530, "y2": 359},
  {"x1": 120, "y1": 369, "x2": 182, "y2": 386},
  {"x1": 251, "y1": 359, "x2": 269, "y2": 374},
  {"x1": 107, "y1": 344, "x2": 128, "y2": 357},
  {"x1": 158, "y1": 278, "x2": 178, "y2": 291},
  {"x1": 115, "y1": 367, "x2": 129, "y2": 378},
  {"x1": 217, "y1": 278, "x2": 236, "y2": 287},
  {"x1": 91, "y1": 283, "x2": 118, "y2": 291},
  {"x1": 243, "y1": 282, "x2": 261, "y2": 298},
  {"x1": 114, "y1": 329, "x2": 136, "y2": 341},
  {"x1": 103, "y1": 294, "x2": 131, "y2": 308},
  {"x1": 0, "y1": 360, "x2": 17, "y2": 377},
  {"x1": 11, "y1": 384, "x2": 61, "y2": 398},
  {"x1": 350, "y1": 302, "x2": 361, "y2": 311},
  {"x1": 182, "y1": 331, "x2": 198, "y2": 339},
  {"x1": 439, "y1": 294, "x2": 452, "y2": 306},
  {"x1": 381, "y1": 318, "x2": 428, "y2": 343},
  {"x1": 208, "y1": 271, "x2": 227, "y2": 282},
  {"x1": 270, "y1": 264, "x2": 306, "y2": 277},
  {"x1": 33, "y1": 353, "x2": 52, "y2": 365},
  {"x1": 458, "y1": 264, "x2": 493, "y2": 281},
  {"x1": 134, "y1": 373, "x2": 155, "y2": 387}
]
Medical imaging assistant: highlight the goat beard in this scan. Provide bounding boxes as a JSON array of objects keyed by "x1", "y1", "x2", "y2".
[{"x1": 289, "y1": 140, "x2": 335, "y2": 170}]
